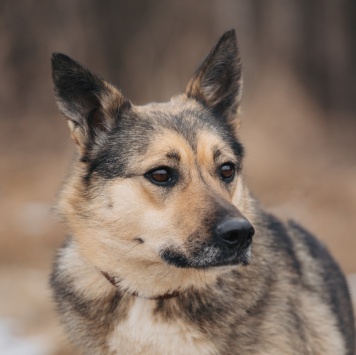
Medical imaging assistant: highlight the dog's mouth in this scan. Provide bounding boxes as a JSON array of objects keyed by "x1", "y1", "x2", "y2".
[
  {"x1": 160, "y1": 241, "x2": 252, "y2": 269},
  {"x1": 161, "y1": 218, "x2": 254, "y2": 268}
]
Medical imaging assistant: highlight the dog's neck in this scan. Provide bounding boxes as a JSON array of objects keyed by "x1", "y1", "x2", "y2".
[
  {"x1": 62, "y1": 238, "x2": 223, "y2": 300},
  {"x1": 101, "y1": 271, "x2": 180, "y2": 300}
]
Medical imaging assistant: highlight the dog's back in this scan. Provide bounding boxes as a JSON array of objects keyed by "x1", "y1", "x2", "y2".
[{"x1": 50, "y1": 30, "x2": 355, "y2": 354}]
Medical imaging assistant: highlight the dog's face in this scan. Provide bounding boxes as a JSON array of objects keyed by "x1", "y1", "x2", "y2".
[{"x1": 52, "y1": 30, "x2": 255, "y2": 297}]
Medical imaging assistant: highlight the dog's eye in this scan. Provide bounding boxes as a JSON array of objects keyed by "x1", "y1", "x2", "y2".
[
  {"x1": 151, "y1": 169, "x2": 171, "y2": 182},
  {"x1": 219, "y1": 163, "x2": 235, "y2": 182},
  {"x1": 145, "y1": 167, "x2": 177, "y2": 186}
]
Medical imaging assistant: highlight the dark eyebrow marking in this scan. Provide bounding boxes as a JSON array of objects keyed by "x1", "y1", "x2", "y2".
[
  {"x1": 166, "y1": 151, "x2": 181, "y2": 162},
  {"x1": 213, "y1": 144, "x2": 240, "y2": 165},
  {"x1": 213, "y1": 146, "x2": 222, "y2": 163}
]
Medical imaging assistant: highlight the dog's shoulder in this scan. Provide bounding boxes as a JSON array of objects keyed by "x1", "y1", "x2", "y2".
[
  {"x1": 50, "y1": 239, "x2": 131, "y2": 353},
  {"x1": 287, "y1": 220, "x2": 355, "y2": 352},
  {"x1": 262, "y1": 213, "x2": 355, "y2": 353}
]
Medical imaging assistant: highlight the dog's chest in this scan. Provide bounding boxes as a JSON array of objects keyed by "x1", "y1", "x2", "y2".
[{"x1": 107, "y1": 298, "x2": 216, "y2": 355}]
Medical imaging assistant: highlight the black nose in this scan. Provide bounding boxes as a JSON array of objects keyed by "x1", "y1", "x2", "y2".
[{"x1": 215, "y1": 218, "x2": 254, "y2": 249}]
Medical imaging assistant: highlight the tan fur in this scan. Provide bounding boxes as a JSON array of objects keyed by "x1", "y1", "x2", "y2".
[
  {"x1": 108, "y1": 298, "x2": 217, "y2": 355},
  {"x1": 57, "y1": 125, "x2": 249, "y2": 299},
  {"x1": 54, "y1": 118, "x2": 349, "y2": 353},
  {"x1": 50, "y1": 32, "x2": 354, "y2": 355}
]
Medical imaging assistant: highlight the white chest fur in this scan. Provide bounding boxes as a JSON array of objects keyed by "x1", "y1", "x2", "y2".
[{"x1": 107, "y1": 298, "x2": 216, "y2": 355}]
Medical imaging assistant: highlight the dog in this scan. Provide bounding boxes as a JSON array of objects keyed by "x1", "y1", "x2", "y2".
[{"x1": 50, "y1": 30, "x2": 355, "y2": 354}]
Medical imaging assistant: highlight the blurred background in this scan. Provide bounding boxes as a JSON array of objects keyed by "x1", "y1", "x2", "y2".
[{"x1": 0, "y1": 1, "x2": 355, "y2": 353}]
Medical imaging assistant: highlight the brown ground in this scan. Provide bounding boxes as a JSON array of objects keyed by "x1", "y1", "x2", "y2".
[{"x1": 0, "y1": 61, "x2": 355, "y2": 355}]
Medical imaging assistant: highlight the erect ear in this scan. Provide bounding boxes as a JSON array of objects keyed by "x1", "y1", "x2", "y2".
[
  {"x1": 51, "y1": 53, "x2": 130, "y2": 152},
  {"x1": 186, "y1": 30, "x2": 242, "y2": 129}
]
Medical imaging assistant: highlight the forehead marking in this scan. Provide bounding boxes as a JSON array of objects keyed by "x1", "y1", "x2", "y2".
[
  {"x1": 166, "y1": 151, "x2": 181, "y2": 162},
  {"x1": 142, "y1": 129, "x2": 194, "y2": 166},
  {"x1": 213, "y1": 147, "x2": 221, "y2": 163},
  {"x1": 196, "y1": 131, "x2": 236, "y2": 166}
]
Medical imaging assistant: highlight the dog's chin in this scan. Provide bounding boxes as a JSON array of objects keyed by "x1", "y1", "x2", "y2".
[{"x1": 160, "y1": 245, "x2": 252, "y2": 269}]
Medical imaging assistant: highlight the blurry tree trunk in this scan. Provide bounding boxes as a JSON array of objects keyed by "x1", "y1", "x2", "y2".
[
  {"x1": 0, "y1": 0, "x2": 355, "y2": 119},
  {"x1": 235, "y1": 0, "x2": 356, "y2": 115}
]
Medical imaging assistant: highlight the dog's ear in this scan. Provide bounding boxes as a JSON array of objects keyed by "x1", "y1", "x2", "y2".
[
  {"x1": 51, "y1": 53, "x2": 130, "y2": 152},
  {"x1": 186, "y1": 30, "x2": 242, "y2": 128}
]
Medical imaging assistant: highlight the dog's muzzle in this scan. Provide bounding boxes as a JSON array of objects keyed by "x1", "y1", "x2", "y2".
[{"x1": 161, "y1": 217, "x2": 254, "y2": 268}]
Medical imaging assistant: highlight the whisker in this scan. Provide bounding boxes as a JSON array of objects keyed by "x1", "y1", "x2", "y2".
[{"x1": 126, "y1": 241, "x2": 143, "y2": 254}]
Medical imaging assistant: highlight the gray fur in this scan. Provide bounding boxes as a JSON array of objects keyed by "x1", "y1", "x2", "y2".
[{"x1": 50, "y1": 30, "x2": 355, "y2": 354}]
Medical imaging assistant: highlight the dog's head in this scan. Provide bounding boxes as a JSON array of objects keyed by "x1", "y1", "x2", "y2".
[{"x1": 52, "y1": 30, "x2": 256, "y2": 298}]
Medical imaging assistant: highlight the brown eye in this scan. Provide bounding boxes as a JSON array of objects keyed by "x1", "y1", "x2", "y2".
[
  {"x1": 151, "y1": 168, "x2": 171, "y2": 183},
  {"x1": 145, "y1": 167, "x2": 177, "y2": 186},
  {"x1": 220, "y1": 163, "x2": 235, "y2": 182}
]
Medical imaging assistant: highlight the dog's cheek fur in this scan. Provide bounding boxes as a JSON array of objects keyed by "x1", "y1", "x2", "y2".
[
  {"x1": 56, "y1": 145, "x2": 248, "y2": 297},
  {"x1": 59, "y1": 177, "x2": 158, "y2": 263},
  {"x1": 56, "y1": 172, "x2": 215, "y2": 297}
]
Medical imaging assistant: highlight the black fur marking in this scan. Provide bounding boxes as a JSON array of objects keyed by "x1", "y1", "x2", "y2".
[
  {"x1": 83, "y1": 111, "x2": 155, "y2": 182},
  {"x1": 230, "y1": 139, "x2": 244, "y2": 161},
  {"x1": 289, "y1": 221, "x2": 356, "y2": 354},
  {"x1": 52, "y1": 53, "x2": 107, "y2": 123},
  {"x1": 178, "y1": 288, "x2": 227, "y2": 326},
  {"x1": 160, "y1": 243, "x2": 250, "y2": 269},
  {"x1": 101, "y1": 271, "x2": 119, "y2": 287},
  {"x1": 213, "y1": 146, "x2": 222, "y2": 162},
  {"x1": 82, "y1": 106, "x2": 244, "y2": 184},
  {"x1": 153, "y1": 285, "x2": 229, "y2": 329},
  {"x1": 186, "y1": 29, "x2": 242, "y2": 124},
  {"x1": 52, "y1": 53, "x2": 131, "y2": 152},
  {"x1": 285, "y1": 298, "x2": 308, "y2": 348},
  {"x1": 160, "y1": 249, "x2": 191, "y2": 268},
  {"x1": 118, "y1": 100, "x2": 132, "y2": 115},
  {"x1": 264, "y1": 214, "x2": 303, "y2": 278},
  {"x1": 50, "y1": 258, "x2": 127, "y2": 349},
  {"x1": 87, "y1": 108, "x2": 106, "y2": 138},
  {"x1": 153, "y1": 269, "x2": 273, "y2": 342},
  {"x1": 166, "y1": 150, "x2": 181, "y2": 162}
]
